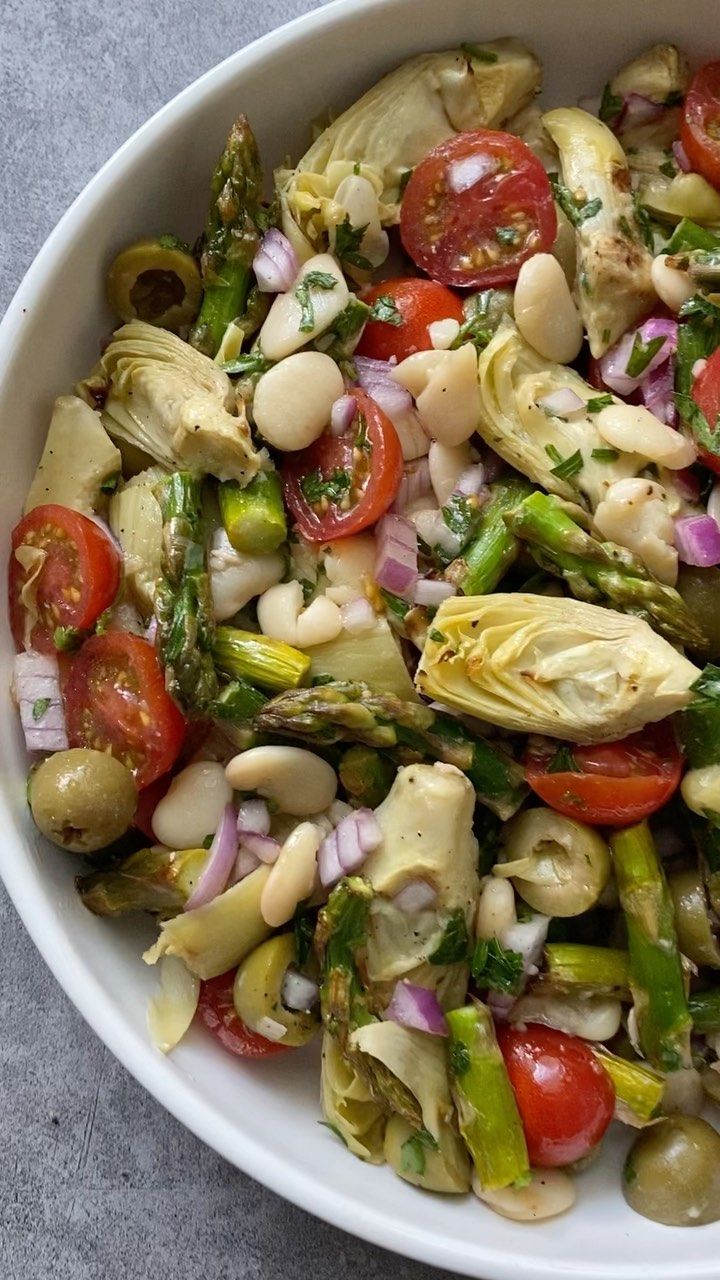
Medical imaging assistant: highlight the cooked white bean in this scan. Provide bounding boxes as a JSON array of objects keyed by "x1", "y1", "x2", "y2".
[
  {"x1": 393, "y1": 345, "x2": 480, "y2": 445},
  {"x1": 209, "y1": 528, "x2": 284, "y2": 621},
  {"x1": 473, "y1": 1168, "x2": 576, "y2": 1221},
  {"x1": 428, "y1": 441, "x2": 473, "y2": 507},
  {"x1": 392, "y1": 409, "x2": 431, "y2": 460},
  {"x1": 296, "y1": 595, "x2": 343, "y2": 647},
  {"x1": 593, "y1": 478, "x2": 677, "y2": 585},
  {"x1": 514, "y1": 253, "x2": 583, "y2": 364},
  {"x1": 510, "y1": 992, "x2": 622, "y2": 1042},
  {"x1": 323, "y1": 535, "x2": 376, "y2": 605},
  {"x1": 257, "y1": 579, "x2": 342, "y2": 647},
  {"x1": 651, "y1": 253, "x2": 695, "y2": 313},
  {"x1": 681, "y1": 764, "x2": 720, "y2": 817},
  {"x1": 152, "y1": 761, "x2": 232, "y2": 850},
  {"x1": 253, "y1": 351, "x2": 344, "y2": 452},
  {"x1": 595, "y1": 403, "x2": 696, "y2": 470},
  {"x1": 476, "y1": 877, "x2": 517, "y2": 941},
  {"x1": 226, "y1": 745, "x2": 337, "y2": 815},
  {"x1": 429, "y1": 318, "x2": 461, "y2": 350},
  {"x1": 333, "y1": 175, "x2": 389, "y2": 269},
  {"x1": 261, "y1": 821, "x2": 322, "y2": 927},
  {"x1": 258, "y1": 253, "x2": 349, "y2": 360}
]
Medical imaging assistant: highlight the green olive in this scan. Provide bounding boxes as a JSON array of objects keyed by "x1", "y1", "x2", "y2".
[
  {"x1": 668, "y1": 867, "x2": 720, "y2": 969},
  {"x1": 623, "y1": 1116, "x2": 720, "y2": 1226},
  {"x1": 233, "y1": 933, "x2": 320, "y2": 1048},
  {"x1": 497, "y1": 807, "x2": 611, "y2": 916},
  {"x1": 28, "y1": 748, "x2": 137, "y2": 854},
  {"x1": 106, "y1": 238, "x2": 202, "y2": 332},
  {"x1": 677, "y1": 566, "x2": 720, "y2": 659}
]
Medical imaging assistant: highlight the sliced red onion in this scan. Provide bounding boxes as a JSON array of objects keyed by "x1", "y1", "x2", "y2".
[
  {"x1": 281, "y1": 969, "x2": 319, "y2": 1012},
  {"x1": 252, "y1": 228, "x2": 298, "y2": 294},
  {"x1": 673, "y1": 139, "x2": 692, "y2": 173},
  {"x1": 600, "y1": 318, "x2": 677, "y2": 396},
  {"x1": 446, "y1": 153, "x2": 495, "y2": 194},
  {"x1": 675, "y1": 515, "x2": 720, "y2": 566},
  {"x1": 13, "y1": 652, "x2": 68, "y2": 753},
  {"x1": 185, "y1": 803, "x2": 238, "y2": 910},
  {"x1": 617, "y1": 93, "x2": 666, "y2": 132},
  {"x1": 340, "y1": 596, "x2": 376, "y2": 634},
  {"x1": 232, "y1": 845, "x2": 261, "y2": 883},
  {"x1": 237, "y1": 798, "x2": 271, "y2": 837},
  {"x1": 385, "y1": 980, "x2": 448, "y2": 1036},
  {"x1": 330, "y1": 394, "x2": 357, "y2": 437},
  {"x1": 708, "y1": 484, "x2": 720, "y2": 528},
  {"x1": 392, "y1": 879, "x2": 438, "y2": 912},
  {"x1": 240, "y1": 832, "x2": 281, "y2": 864},
  {"x1": 317, "y1": 808, "x2": 382, "y2": 888},
  {"x1": 642, "y1": 356, "x2": 677, "y2": 426},
  {"x1": 317, "y1": 828, "x2": 344, "y2": 888},
  {"x1": 391, "y1": 457, "x2": 431, "y2": 513},
  {"x1": 375, "y1": 514, "x2": 418, "y2": 597},
  {"x1": 455, "y1": 464, "x2": 486, "y2": 496},
  {"x1": 537, "y1": 388, "x2": 586, "y2": 417},
  {"x1": 414, "y1": 577, "x2": 455, "y2": 606}
]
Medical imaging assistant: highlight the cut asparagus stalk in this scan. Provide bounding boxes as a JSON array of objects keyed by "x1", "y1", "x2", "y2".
[
  {"x1": 543, "y1": 943, "x2": 631, "y2": 998},
  {"x1": 316, "y1": 876, "x2": 375, "y2": 1046},
  {"x1": 338, "y1": 744, "x2": 396, "y2": 808},
  {"x1": 611, "y1": 822, "x2": 692, "y2": 1072},
  {"x1": 212, "y1": 677, "x2": 267, "y2": 723},
  {"x1": 254, "y1": 680, "x2": 528, "y2": 819},
  {"x1": 213, "y1": 625, "x2": 310, "y2": 690},
  {"x1": 218, "y1": 470, "x2": 287, "y2": 555},
  {"x1": 688, "y1": 988, "x2": 720, "y2": 1034},
  {"x1": 445, "y1": 475, "x2": 534, "y2": 596},
  {"x1": 593, "y1": 1048, "x2": 665, "y2": 1127},
  {"x1": 446, "y1": 1002, "x2": 530, "y2": 1191},
  {"x1": 508, "y1": 491, "x2": 705, "y2": 649},
  {"x1": 77, "y1": 845, "x2": 207, "y2": 917}
]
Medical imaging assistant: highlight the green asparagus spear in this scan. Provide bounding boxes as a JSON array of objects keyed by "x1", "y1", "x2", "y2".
[
  {"x1": 507, "y1": 491, "x2": 705, "y2": 649},
  {"x1": 687, "y1": 988, "x2": 720, "y2": 1034},
  {"x1": 213, "y1": 625, "x2": 310, "y2": 690},
  {"x1": 254, "y1": 680, "x2": 528, "y2": 819},
  {"x1": 211, "y1": 677, "x2": 267, "y2": 723},
  {"x1": 446, "y1": 1002, "x2": 530, "y2": 1190},
  {"x1": 665, "y1": 219, "x2": 720, "y2": 254},
  {"x1": 445, "y1": 475, "x2": 534, "y2": 596},
  {"x1": 218, "y1": 470, "x2": 287, "y2": 555},
  {"x1": 78, "y1": 845, "x2": 206, "y2": 917},
  {"x1": 339, "y1": 745, "x2": 396, "y2": 808},
  {"x1": 316, "y1": 877, "x2": 375, "y2": 1046},
  {"x1": 593, "y1": 1048, "x2": 664, "y2": 1126},
  {"x1": 611, "y1": 822, "x2": 692, "y2": 1072},
  {"x1": 543, "y1": 943, "x2": 631, "y2": 998},
  {"x1": 190, "y1": 116, "x2": 266, "y2": 358}
]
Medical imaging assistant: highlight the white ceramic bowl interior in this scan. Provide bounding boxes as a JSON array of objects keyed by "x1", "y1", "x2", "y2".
[{"x1": 2, "y1": 1, "x2": 719, "y2": 1275}]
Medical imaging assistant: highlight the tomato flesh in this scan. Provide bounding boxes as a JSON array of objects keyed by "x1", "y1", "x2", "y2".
[
  {"x1": 9, "y1": 504, "x2": 120, "y2": 653},
  {"x1": 282, "y1": 388, "x2": 403, "y2": 541},
  {"x1": 691, "y1": 347, "x2": 720, "y2": 473},
  {"x1": 498, "y1": 1024, "x2": 615, "y2": 1168},
  {"x1": 400, "y1": 130, "x2": 557, "y2": 288},
  {"x1": 64, "y1": 632, "x2": 185, "y2": 789},
  {"x1": 196, "y1": 971, "x2": 291, "y2": 1059},
  {"x1": 357, "y1": 278, "x2": 465, "y2": 363},
  {"x1": 525, "y1": 723, "x2": 682, "y2": 826},
  {"x1": 681, "y1": 62, "x2": 720, "y2": 190}
]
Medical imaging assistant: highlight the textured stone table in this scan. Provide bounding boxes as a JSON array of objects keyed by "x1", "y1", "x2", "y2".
[{"x1": 0, "y1": 3, "x2": 457, "y2": 1277}]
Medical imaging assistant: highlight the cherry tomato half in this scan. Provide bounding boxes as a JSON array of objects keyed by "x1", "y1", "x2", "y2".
[
  {"x1": 282, "y1": 387, "x2": 403, "y2": 542},
  {"x1": 64, "y1": 632, "x2": 185, "y2": 789},
  {"x1": 9, "y1": 503, "x2": 120, "y2": 653},
  {"x1": 525, "y1": 723, "x2": 682, "y2": 826},
  {"x1": 357, "y1": 278, "x2": 465, "y2": 363},
  {"x1": 498, "y1": 1023, "x2": 615, "y2": 1168},
  {"x1": 196, "y1": 971, "x2": 291, "y2": 1059},
  {"x1": 691, "y1": 347, "x2": 720, "y2": 475},
  {"x1": 400, "y1": 130, "x2": 557, "y2": 289},
  {"x1": 681, "y1": 62, "x2": 720, "y2": 191}
]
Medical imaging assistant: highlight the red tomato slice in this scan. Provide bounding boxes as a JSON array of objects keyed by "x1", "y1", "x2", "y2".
[
  {"x1": 525, "y1": 723, "x2": 682, "y2": 826},
  {"x1": 282, "y1": 388, "x2": 403, "y2": 542},
  {"x1": 691, "y1": 347, "x2": 720, "y2": 474},
  {"x1": 9, "y1": 504, "x2": 120, "y2": 654},
  {"x1": 498, "y1": 1023, "x2": 615, "y2": 1168},
  {"x1": 64, "y1": 632, "x2": 185, "y2": 789},
  {"x1": 400, "y1": 130, "x2": 557, "y2": 288},
  {"x1": 196, "y1": 971, "x2": 291, "y2": 1059},
  {"x1": 681, "y1": 63, "x2": 720, "y2": 190},
  {"x1": 357, "y1": 278, "x2": 465, "y2": 363}
]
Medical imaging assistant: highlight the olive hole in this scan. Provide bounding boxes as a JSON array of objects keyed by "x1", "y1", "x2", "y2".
[{"x1": 129, "y1": 269, "x2": 186, "y2": 321}]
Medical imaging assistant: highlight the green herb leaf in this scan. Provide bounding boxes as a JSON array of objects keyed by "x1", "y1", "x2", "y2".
[
  {"x1": 221, "y1": 351, "x2": 272, "y2": 378},
  {"x1": 353, "y1": 161, "x2": 361, "y2": 176},
  {"x1": 300, "y1": 467, "x2": 351, "y2": 505},
  {"x1": 449, "y1": 1040, "x2": 471, "y2": 1077},
  {"x1": 369, "y1": 295, "x2": 403, "y2": 327},
  {"x1": 318, "y1": 297, "x2": 370, "y2": 361},
  {"x1": 294, "y1": 907, "x2": 315, "y2": 968},
  {"x1": 31, "y1": 697, "x2": 51, "y2": 722},
  {"x1": 599, "y1": 83, "x2": 624, "y2": 124},
  {"x1": 158, "y1": 233, "x2": 191, "y2": 252},
  {"x1": 544, "y1": 445, "x2": 583, "y2": 481},
  {"x1": 100, "y1": 472, "x2": 120, "y2": 495},
  {"x1": 429, "y1": 909, "x2": 470, "y2": 964},
  {"x1": 400, "y1": 1127, "x2": 439, "y2": 1176},
  {"x1": 546, "y1": 744, "x2": 579, "y2": 773},
  {"x1": 586, "y1": 394, "x2": 614, "y2": 413},
  {"x1": 666, "y1": 218, "x2": 720, "y2": 255},
  {"x1": 201, "y1": 834, "x2": 214, "y2": 850},
  {"x1": 591, "y1": 447, "x2": 620, "y2": 462},
  {"x1": 429, "y1": 628, "x2": 445, "y2": 644},
  {"x1": 664, "y1": 89, "x2": 684, "y2": 107},
  {"x1": 471, "y1": 937, "x2": 524, "y2": 995},
  {"x1": 334, "y1": 215, "x2": 372, "y2": 272},
  {"x1": 398, "y1": 169, "x2": 414, "y2": 195},
  {"x1": 659, "y1": 158, "x2": 677, "y2": 180},
  {"x1": 53, "y1": 625, "x2": 80, "y2": 653},
  {"x1": 549, "y1": 174, "x2": 602, "y2": 227},
  {"x1": 441, "y1": 493, "x2": 483, "y2": 553},
  {"x1": 355, "y1": 412, "x2": 370, "y2": 451},
  {"x1": 461, "y1": 43, "x2": 498, "y2": 63},
  {"x1": 295, "y1": 271, "x2": 338, "y2": 333},
  {"x1": 496, "y1": 226, "x2": 518, "y2": 245},
  {"x1": 632, "y1": 191, "x2": 655, "y2": 252},
  {"x1": 617, "y1": 215, "x2": 634, "y2": 240},
  {"x1": 626, "y1": 332, "x2": 666, "y2": 378}
]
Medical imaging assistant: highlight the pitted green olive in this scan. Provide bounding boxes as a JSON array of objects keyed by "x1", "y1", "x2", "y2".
[
  {"x1": 623, "y1": 1116, "x2": 720, "y2": 1226},
  {"x1": 233, "y1": 933, "x2": 320, "y2": 1047},
  {"x1": 668, "y1": 867, "x2": 720, "y2": 969},
  {"x1": 496, "y1": 807, "x2": 611, "y2": 916},
  {"x1": 106, "y1": 238, "x2": 202, "y2": 331},
  {"x1": 29, "y1": 748, "x2": 137, "y2": 854}
]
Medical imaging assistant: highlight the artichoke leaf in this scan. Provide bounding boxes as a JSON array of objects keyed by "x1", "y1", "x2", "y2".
[
  {"x1": 416, "y1": 593, "x2": 699, "y2": 744},
  {"x1": 109, "y1": 483, "x2": 164, "y2": 612},
  {"x1": 320, "y1": 1032, "x2": 387, "y2": 1163},
  {"x1": 143, "y1": 864, "x2": 272, "y2": 979},
  {"x1": 349, "y1": 1020, "x2": 454, "y2": 1141},
  {"x1": 25, "y1": 395, "x2": 121, "y2": 516},
  {"x1": 609, "y1": 44, "x2": 690, "y2": 156}
]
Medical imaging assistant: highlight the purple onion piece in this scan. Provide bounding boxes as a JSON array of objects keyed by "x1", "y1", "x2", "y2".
[
  {"x1": 185, "y1": 803, "x2": 238, "y2": 910},
  {"x1": 385, "y1": 980, "x2": 448, "y2": 1036}
]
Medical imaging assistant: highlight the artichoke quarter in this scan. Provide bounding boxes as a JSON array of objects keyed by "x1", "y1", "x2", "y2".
[{"x1": 416, "y1": 593, "x2": 699, "y2": 743}]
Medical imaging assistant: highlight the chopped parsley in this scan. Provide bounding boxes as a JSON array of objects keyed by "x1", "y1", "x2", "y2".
[
  {"x1": 544, "y1": 444, "x2": 583, "y2": 481},
  {"x1": 53, "y1": 625, "x2": 80, "y2": 652},
  {"x1": 676, "y1": 295, "x2": 720, "y2": 454},
  {"x1": 546, "y1": 744, "x2": 579, "y2": 773},
  {"x1": 221, "y1": 351, "x2": 272, "y2": 378},
  {"x1": 398, "y1": 168, "x2": 414, "y2": 195},
  {"x1": 496, "y1": 226, "x2": 518, "y2": 245},
  {"x1": 617, "y1": 215, "x2": 634, "y2": 240},
  {"x1": 659, "y1": 157, "x2": 677, "y2": 180},
  {"x1": 625, "y1": 331, "x2": 666, "y2": 378},
  {"x1": 353, "y1": 160, "x2": 361, "y2": 176},
  {"x1": 461, "y1": 43, "x2": 498, "y2": 63},
  {"x1": 201, "y1": 834, "x2": 214, "y2": 850},
  {"x1": 429, "y1": 909, "x2": 470, "y2": 964},
  {"x1": 471, "y1": 937, "x2": 524, "y2": 995},
  {"x1": 369, "y1": 294, "x2": 403, "y2": 326},
  {"x1": 549, "y1": 173, "x2": 602, "y2": 227},
  {"x1": 300, "y1": 467, "x2": 351, "y2": 505},
  {"x1": 100, "y1": 472, "x2": 120, "y2": 495},
  {"x1": 441, "y1": 493, "x2": 482, "y2": 553},
  {"x1": 318, "y1": 297, "x2": 370, "y2": 363},
  {"x1": 334, "y1": 215, "x2": 372, "y2": 272},
  {"x1": 591, "y1": 446, "x2": 620, "y2": 462},
  {"x1": 586, "y1": 393, "x2": 614, "y2": 413},
  {"x1": 449, "y1": 1041, "x2": 471, "y2": 1077},
  {"x1": 666, "y1": 218, "x2": 720, "y2": 254},
  {"x1": 400, "y1": 1128, "x2": 439, "y2": 1176},
  {"x1": 429, "y1": 628, "x2": 445, "y2": 644},
  {"x1": 295, "y1": 271, "x2": 338, "y2": 332},
  {"x1": 31, "y1": 697, "x2": 51, "y2": 722},
  {"x1": 599, "y1": 82, "x2": 623, "y2": 124},
  {"x1": 158, "y1": 233, "x2": 191, "y2": 252},
  {"x1": 355, "y1": 412, "x2": 370, "y2": 451},
  {"x1": 579, "y1": 270, "x2": 592, "y2": 296},
  {"x1": 632, "y1": 191, "x2": 655, "y2": 251}
]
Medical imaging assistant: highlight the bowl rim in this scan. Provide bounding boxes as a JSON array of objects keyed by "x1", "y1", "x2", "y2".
[{"x1": 3, "y1": 3, "x2": 720, "y2": 1276}]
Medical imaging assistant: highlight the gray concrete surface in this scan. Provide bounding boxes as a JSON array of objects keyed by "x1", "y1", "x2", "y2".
[{"x1": 0, "y1": 3, "x2": 457, "y2": 1277}]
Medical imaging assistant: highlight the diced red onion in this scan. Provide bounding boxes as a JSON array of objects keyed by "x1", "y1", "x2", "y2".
[
  {"x1": 354, "y1": 808, "x2": 383, "y2": 854},
  {"x1": 455, "y1": 464, "x2": 486, "y2": 496},
  {"x1": 675, "y1": 515, "x2": 720, "y2": 566},
  {"x1": 368, "y1": 382, "x2": 415, "y2": 421},
  {"x1": 375, "y1": 514, "x2": 418, "y2": 597},
  {"x1": 673, "y1": 139, "x2": 692, "y2": 173},
  {"x1": 616, "y1": 93, "x2": 666, "y2": 132},
  {"x1": 385, "y1": 980, "x2": 448, "y2": 1036},
  {"x1": 317, "y1": 828, "x2": 344, "y2": 888},
  {"x1": 237, "y1": 798, "x2": 271, "y2": 837},
  {"x1": 252, "y1": 228, "x2": 298, "y2": 294},
  {"x1": 391, "y1": 457, "x2": 431, "y2": 513},
  {"x1": 708, "y1": 484, "x2": 720, "y2": 528},
  {"x1": 240, "y1": 832, "x2": 281, "y2": 864},
  {"x1": 340, "y1": 596, "x2": 376, "y2": 634},
  {"x1": 600, "y1": 317, "x2": 677, "y2": 396},
  {"x1": 537, "y1": 388, "x2": 586, "y2": 417},
  {"x1": 185, "y1": 803, "x2": 238, "y2": 910},
  {"x1": 330, "y1": 394, "x2": 357, "y2": 437},
  {"x1": 414, "y1": 577, "x2": 455, "y2": 606},
  {"x1": 13, "y1": 652, "x2": 68, "y2": 753},
  {"x1": 232, "y1": 845, "x2": 261, "y2": 883},
  {"x1": 281, "y1": 969, "x2": 319, "y2": 1012},
  {"x1": 317, "y1": 808, "x2": 382, "y2": 888},
  {"x1": 446, "y1": 153, "x2": 495, "y2": 194},
  {"x1": 642, "y1": 356, "x2": 677, "y2": 426},
  {"x1": 392, "y1": 879, "x2": 438, "y2": 912}
]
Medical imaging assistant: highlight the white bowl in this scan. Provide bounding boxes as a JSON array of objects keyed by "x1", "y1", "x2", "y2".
[{"x1": 1, "y1": 1, "x2": 718, "y2": 1275}]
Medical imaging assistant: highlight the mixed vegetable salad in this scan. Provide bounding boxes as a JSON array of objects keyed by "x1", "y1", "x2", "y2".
[{"x1": 14, "y1": 35, "x2": 720, "y2": 1226}]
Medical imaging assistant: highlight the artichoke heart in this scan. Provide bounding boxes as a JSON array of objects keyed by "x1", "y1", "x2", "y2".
[
  {"x1": 321, "y1": 1032, "x2": 387, "y2": 1163},
  {"x1": 25, "y1": 395, "x2": 121, "y2": 516},
  {"x1": 85, "y1": 320, "x2": 261, "y2": 484},
  {"x1": 277, "y1": 39, "x2": 540, "y2": 253},
  {"x1": 415, "y1": 593, "x2": 699, "y2": 743}
]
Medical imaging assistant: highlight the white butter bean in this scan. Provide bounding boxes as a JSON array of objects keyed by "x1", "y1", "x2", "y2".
[
  {"x1": 595, "y1": 403, "x2": 696, "y2": 470},
  {"x1": 428, "y1": 441, "x2": 473, "y2": 508},
  {"x1": 473, "y1": 1168, "x2": 575, "y2": 1221},
  {"x1": 511, "y1": 992, "x2": 622, "y2": 1042},
  {"x1": 429, "y1": 318, "x2": 461, "y2": 350},
  {"x1": 152, "y1": 762, "x2": 232, "y2": 850},
  {"x1": 514, "y1": 253, "x2": 583, "y2": 364},
  {"x1": 476, "y1": 877, "x2": 517, "y2": 941},
  {"x1": 593, "y1": 478, "x2": 678, "y2": 585},
  {"x1": 651, "y1": 253, "x2": 695, "y2": 313},
  {"x1": 681, "y1": 764, "x2": 720, "y2": 817},
  {"x1": 253, "y1": 351, "x2": 344, "y2": 452},
  {"x1": 323, "y1": 535, "x2": 376, "y2": 605},
  {"x1": 257, "y1": 579, "x2": 342, "y2": 647},
  {"x1": 261, "y1": 821, "x2": 321, "y2": 927},
  {"x1": 392, "y1": 344, "x2": 480, "y2": 445},
  {"x1": 226, "y1": 745, "x2": 337, "y2": 815},
  {"x1": 209, "y1": 528, "x2": 285, "y2": 621},
  {"x1": 258, "y1": 253, "x2": 349, "y2": 360}
]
